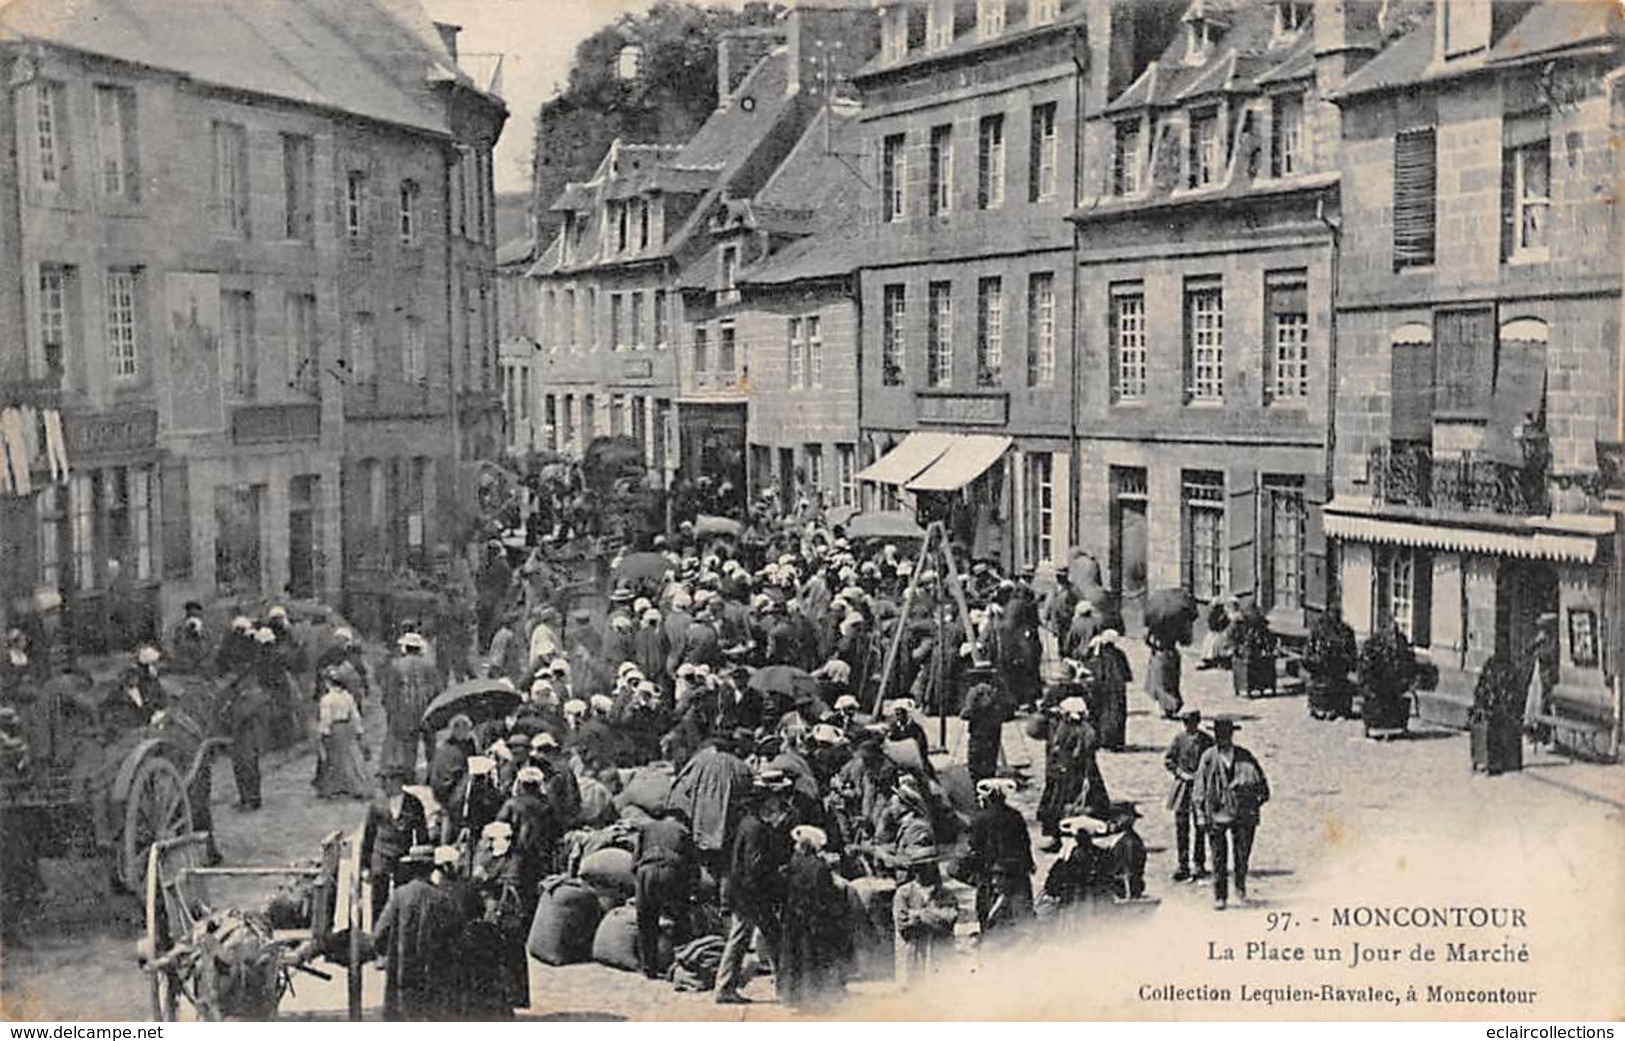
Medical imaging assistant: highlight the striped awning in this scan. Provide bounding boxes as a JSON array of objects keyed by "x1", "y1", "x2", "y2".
[
  {"x1": 1323, "y1": 508, "x2": 1602, "y2": 564},
  {"x1": 856, "y1": 432, "x2": 954, "y2": 486}
]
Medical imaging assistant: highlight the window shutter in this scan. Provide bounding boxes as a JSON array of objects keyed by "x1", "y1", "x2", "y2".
[
  {"x1": 1392, "y1": 129, "x2": 1436, "y2": 269},
  {"x1": 1390, "y1": 339, "x2": 1435, "y2": 440},
  {"x1": 1302, "y1": 471, "x2": 1329, "y2": 616},
  {"x1": 1226, "y1": 467, "x2": 1258, "y2": 601},
  {"x1": 1435, "y1": 307, "x2": 1495, "y2": 414},
  {"x1": 1412, "y1": 550, "x2": 1433, "y2": 648},
  {"x1": 161, "y1": 460, "x2": 191, "y2": 580}
]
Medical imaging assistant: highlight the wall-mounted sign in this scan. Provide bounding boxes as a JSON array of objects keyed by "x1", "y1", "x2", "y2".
[
  {"x1": 916, "y1": 393, "x2": 1008, "y2": 427},
  {"x1": 65, "y1": 409, "x2": 158, "y2": 459},
  {"x1": 622, "y1": 358, "x2": 654, "y2": 381}
]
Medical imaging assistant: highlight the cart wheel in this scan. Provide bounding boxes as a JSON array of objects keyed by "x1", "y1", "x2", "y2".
[
  {"x1": 345, "y1": 827, "x2": 366, "y2": 1021},
  {"x1": 144, "y1": 844, "x2": 181, "y2": 1021},
  {"x1": 119, "y1": 757, "x2": 194, "y2": 892}
]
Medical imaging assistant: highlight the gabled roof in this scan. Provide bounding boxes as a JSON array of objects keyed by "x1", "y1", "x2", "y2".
[
  {"x1": 1486, "y1": 0, "x2": 1623, "y2": 65},
  {"x1": 1107, "y1": 0, "x2": 1316, "y2": 112},
  {"x1": 0, "y1": 0, "x2": 499, "y2": 136},
  {"x1": 670, "y1": 48, "x2": 794, "y2": 173}
]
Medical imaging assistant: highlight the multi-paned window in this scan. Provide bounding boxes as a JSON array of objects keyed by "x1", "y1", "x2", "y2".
[
  {"x1": 1262, "y1": 477, "x2": 1306, "y2": 612},
  {"x1": 106, "y1": 267, "x2": 139, "y2": 380},
  {"x1": 222, "y1": 290, "x2": 256, "y2": 399},
  {"x1": 609, "y1": 293, "x2": 624, "y2": 351},
  {"x1": 806, "y1": 315, "x2": 823, "y2": 388},
  {"x1": 1026, "y1": 452, "x2": 1055, "y2": 566},
  {"x1": 38, "y1": 265, "x2": 73, "y2": 377},
  {"x1": 1266, "y1": 271, "x2": 1309, "y2": 401},
  {"x1": 978, "y1": 114, "x2": 1006, "y2": 209},
  {"x1": 883, "y1": 133, "x2": 907, "y2": 223},
  {"x1": 1504, "y1": 140, "x2": 1550, "y2": 260},
  {"x1": 693, "y1": 326, "x2": 710, "y2": 373},
  {"x1": 1188, "y1": 107, "x2": 1221, "y2": 188},
  {"x1": 836, "y1": 443, "x2": 856, "y2": 507},
  {"x1": 718, "y1": 321, "x2": 737, "y2": 373},
  {"x1": 1183, "y1": 471, "x2": 1225, "y2": 601},
  {"x1": 35, "y1": 484, "x2": 63, "y2": 589},
  {"x1": 71, "y1": 473, "x2": 95, "y2": 590},
  {"x1": 1271, "y1": 94, "x2": 1305, "y2": 177},
  {"x1": 399, "y1": 180, "x2": 420, "y2": 245},
  {"x1": 653, "y1": 289, "x2": 668, "y2": 346},
  {"x1": 346, "y1": 170, "x2": 368, "y2": 238},
  {"x1": 976, "y1": 277, "x2": 1002, "y2": 387},
  {"x1": 286, "y1": 292, "x2": 319, "y2": 396},
  {"x1": 1031, "y1": 0, "x2": 1059, "y2": 24},
  {"x1": 927, "y1": 282, "x2": 953, "y2": 387},
  {"x1": 978, "y1": 0, "x2": 1006, "y2": 38},
  {"x1": 929, "y1": 124, "x2": 953, "y2": 216},
  {"x1": 882, "y1": 285, "x2": 906, "y2": 386},
  {"x1": 788, "y1": 316, "x2": 804, "y2": 388},
  {"x1": 209, "y1": 123, "x2": 250, "y2": 240},
  {"x1": 34, "y1": 80, "x2": 65, "y2": 188},
  {"x1": 1185, "y1": 278, "x2": 1224, "y2": 402},
  {"x1": 94, "y1": 85, "x2": 138, "y2": 200},
  {"x1": 1111, "y1": 284, "x2": 1147, "y2": 401},
  {"x1": 630, "y1": 290, "x2": 644, "y2": 348},
  {"x1": 1112, "y1": 119, "x2": 1141, "y2": 196},
  {"x1": 1026, "y1": 272, "x2": 1055, "y2": 387},
  {"x1": 1029, "y1": 102, "x2": 1058, "y2": 202},
  {"x1": 1375, "y1": 546, "x2": 1431, "y2": 646}
]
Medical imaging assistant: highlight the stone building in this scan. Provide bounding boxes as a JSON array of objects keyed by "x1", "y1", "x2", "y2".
[
  {"x1": 1070, "y1": 0, "x2": 1344, "y2": 633},
  {"x1": 849, "y1": 0, "x2": 1131, "y2": 573},
  {"x1": 497, "y1": 233, "x2": 540, "y2": 457},
  {"x1": 733, "y1": 107, "x2": 868, "y2": 514},
  {"x1": 1323, "y1": 0, "x2": 1621, "y2": 739},
  {"x1": 0, "y1": 0, "x2": 504, "y2": 647},
  {"x1": 531, "y1": 0, "x2": 880, "y2": 499}
]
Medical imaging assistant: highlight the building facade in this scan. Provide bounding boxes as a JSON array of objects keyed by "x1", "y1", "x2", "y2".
[
  {"x1": 497, "y1": 234, "x2": 540, "y2": 457},
  {"x1": 0, "y1": 0, "x2": 504, "y2": 647},
  {"x1": 1324, "y1": 0, "x2": 1621, "y2": 738},
  {"x1": 1070, "y1": 0, "x2": 1343, "y2": 633},
  {"x1": 850, "y1": 0, "x2": 1103, "y2": 573}
]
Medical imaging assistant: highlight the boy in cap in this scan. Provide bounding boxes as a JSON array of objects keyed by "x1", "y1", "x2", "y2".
[
  {"x1": 1193, "y1": 717, "x2": 1270, "y2": 909},
  {"x1": 1163, "y1": 708, "x2": 1213, "y2": 882}
]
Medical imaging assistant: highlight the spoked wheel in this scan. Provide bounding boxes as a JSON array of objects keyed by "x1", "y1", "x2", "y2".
[{"x1": 119, "y1": 756, "x2": 194, "y2": 892}]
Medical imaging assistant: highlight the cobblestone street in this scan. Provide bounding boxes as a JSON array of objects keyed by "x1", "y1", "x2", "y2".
[{"x1": 7, "y1": 643, "x2": 1618, "y2": 1021}]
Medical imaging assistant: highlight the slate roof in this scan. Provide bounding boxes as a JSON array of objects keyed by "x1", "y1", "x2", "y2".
[
  {"x1": 1104, "y1": 0, "x2": 1316, "y2": 114},
  {"x1": 0, "y1": 0, "x2": 501, "y2": 135},
  {"x1": 854, "y1": 0, "x2": 1089, "y2": 81}
]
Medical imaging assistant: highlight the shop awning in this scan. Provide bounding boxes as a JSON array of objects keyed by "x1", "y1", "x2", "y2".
[
  {"x1": 906, "y1": 435, "x2": 1013, "y2": 493},
  {"x1": 1322, "y1": 504, "x2": 1603, "y2": 563},
  {"x1": 856, "y1": 432, "x2": 954, "y2": 486}
]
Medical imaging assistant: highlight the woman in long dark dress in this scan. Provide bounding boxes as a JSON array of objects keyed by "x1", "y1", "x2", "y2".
[{"x1": 777, "y1": 826, "x2": 847, "y2": 1011}]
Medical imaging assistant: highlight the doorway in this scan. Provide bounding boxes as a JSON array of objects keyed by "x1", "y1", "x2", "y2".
[
  {"x1": 1110, "y1": 467, "x2": 1149, "y2": 625},
  {"x1": 1495, "y1": 558, "x2": 1559, "y2": 664},
  {"x1": 288, "y1": 475, "x2": 320, "y2": 600}
]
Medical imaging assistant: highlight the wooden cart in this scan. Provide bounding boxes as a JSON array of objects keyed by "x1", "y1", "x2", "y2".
[{"x1": 141, "y1": 828, "x2": 368, "y2": 1021}]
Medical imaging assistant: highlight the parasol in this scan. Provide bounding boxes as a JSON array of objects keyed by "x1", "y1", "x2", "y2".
[
  {"x1": 422, "y1": 678, "x2": 522, "y2": 731},
  {"x1": 694, "y1": 514, "x2": 743, "y2": 537},
  {"x1": 1144, "y1": 588, "x2": 1199, "y2": 645},
  {"x1": 841, "y1": 511, "x2": 926, "y2": 541},
  {"x1": 615, "y1": 551, "x2": 671, "y2": 587},
  {"x1": 748, "y1": 664, "x2": 821, "y2": 701}
]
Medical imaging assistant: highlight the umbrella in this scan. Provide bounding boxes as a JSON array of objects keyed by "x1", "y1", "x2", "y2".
[
  {"x1": 748, "y1": 664, "x2": 821, "y2": 701},
  {"x1": 694, "y1": 514, "x2": 743, "y2": 537},
  {"x1": 615, "y1": 551, "x2": 671, "y2": 587},
  {"x1": 841, "y1": 511, "x2": 926, "y2": 541},
  {"x1": 422, "y1": 678, "x2": 522, "y2": 731},
  {"x1": 1144, "y1": 588, "x2": 1199, "y2": 646}
]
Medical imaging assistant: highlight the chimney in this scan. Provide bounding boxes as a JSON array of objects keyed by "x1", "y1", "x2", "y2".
[
  {"x1": 717, "y1": 28, "x2": 784, "y2": 108},
  {"x1": 785, "y1": 1, "x2": 879, "y2": 99},
  {"x1": 433, "y1": 21, "x2": 461, "y2": 64}
]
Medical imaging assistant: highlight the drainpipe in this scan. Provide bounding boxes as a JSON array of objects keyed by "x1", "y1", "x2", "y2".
[
  {"x1": 1316, "y1": 193, "x2": 1342, "y2": 628},
  {"x1": 446, "y1": 143, "x2": 463, "y2": 476},
  {"x1": 1067, "y1": 25, "x2": 1087, "y2": 575}
]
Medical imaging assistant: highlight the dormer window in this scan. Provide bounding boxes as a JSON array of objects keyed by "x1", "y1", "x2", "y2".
[
  {"x1": 1188, "y1": 107, "x2": 1221, "y2": 188},
  {"x1": 883, "y1": 7, "x2": 909, "y2": 62},
  {"x1": 721, "y1": 245, "x2": 739, "y2": 292},
  {"x1": 1272, "y1": 2, "x2": 1307, "y2": 40},
  {"x1": 978, "y1": 0, "x2": 1006, "y2": 40},
  {"x1": 1184, "y1": 19, "x2": 1213, "y2": 64},
  {"x1": 1031, "y1": 0, "x2": 1060, "y2": 26},
  {"x1": 1112, "y1": 118, "x2": 1142, "y2": 196},
  {"x1": 1440, "y1": 0, "x2": 1490, "y2": 60}
]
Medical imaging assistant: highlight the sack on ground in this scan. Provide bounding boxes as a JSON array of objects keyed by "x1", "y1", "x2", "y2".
[
  {"x1": 578, "y1": 847, "x2": 637, "y2": 904},
  {"x1": 527, "y1": 876, "x2": 602, "y2": 966},
  {"x1": 592, "y1": 902, "x2": 673, "y2": 973},
  {"x1": 615, "y1": 763, "x2": 675, "y2": 815}
]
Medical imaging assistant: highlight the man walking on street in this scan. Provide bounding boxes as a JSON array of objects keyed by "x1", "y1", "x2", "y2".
[
  {"x1": 1163, "y1": 708, "x2": 1212, "y2": 882},
  {"x1": 714, "y1": 779, "x2": 791, "y2": 1004},
  {"x1": 1193, "y1": 717, "x2": 1270, "y2": 909}
]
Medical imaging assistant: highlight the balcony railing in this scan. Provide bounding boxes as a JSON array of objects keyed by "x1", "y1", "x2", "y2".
[{"x1": 1368, "y1": 444, "x2": 1549, "y2": 517}]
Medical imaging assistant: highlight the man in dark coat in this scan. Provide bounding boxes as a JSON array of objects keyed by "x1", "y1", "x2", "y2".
[
  {"x1": 361, "y1": 771, "x2": 431, "y2": 920},
  {"x1": 1193, "y1": 717, "x2": 1270, "y2": 909},
  {"x1": 634, "y1": 806, "x2": 697, "y2": 978},
  {"x1": 960, "y1": 779, "x2": 1034, "y2": 936},
  {"x1": 1163, "y1": 708, "x2": 1213, "y2": 882},
  {"x1": 373, "y1": 846, "x2": 466, "y2": 1021},
  {"x1": 960, "y1": 681, "x2": 1005, "y2": 783},
  {"x1": 1037, "y1": 697, "x2": 1107, "y2": 852},
  {"x1": 496, "y1": 766, "x2": 559, "y2": 895},
  {"x1": 713, "y1": 782, "x2": 792, "y2": 1004},
  {"x1": 428, "y1": 715, "x2": 477, "y2": 842},
  {"x1": 168, "y1": 601, "x2": 213, "y2": 675}
]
